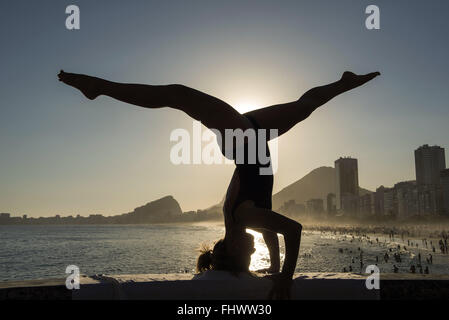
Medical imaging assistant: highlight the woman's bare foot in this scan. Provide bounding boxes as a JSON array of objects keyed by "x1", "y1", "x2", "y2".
[
  {"x1": 341, "y1": 71, "x2": 381, "y2": 89},
  {"x1": 58, "y1": 70, "x2": 101, "y2": 100}
]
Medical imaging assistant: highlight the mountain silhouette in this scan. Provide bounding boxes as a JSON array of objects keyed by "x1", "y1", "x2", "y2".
[
  {"x1": 2, "y1": 168, "x2": 373, "y2": 225},
  {"x1": 272, "y1": 166, "x2": 372, "y2": 210},
  {"x1": 115, "y1": 195, "x2": 183, "y2": 223}
]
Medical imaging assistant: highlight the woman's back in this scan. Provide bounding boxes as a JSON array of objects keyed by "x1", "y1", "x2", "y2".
[{"x1": 231, "y1": 115, "x2": 274, "y2": 216}]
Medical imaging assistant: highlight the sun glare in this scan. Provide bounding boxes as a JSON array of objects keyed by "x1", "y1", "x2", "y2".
[
  {"x1": 246, "y1": 229, "x2": 286, "y2": 272},
  {"x1": 246, "y1": 229, "x2": 269, "y2": 271},
  {"x1": 235, "y1": 101, "x2": 259, "y2": 114}
]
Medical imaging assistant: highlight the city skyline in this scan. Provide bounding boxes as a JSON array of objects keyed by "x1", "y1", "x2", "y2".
[
  {"x1": 278, "y1": 143, "x2": 449, "y2": 219},
  {"x1": 2, "y1": 143, "x2": 448, "y2": 219},
  {"x1": 335, "y1": 144, "x2": 448, "y2": 218},
  {"x1": 2, "y1": 1, "x2": 449, "y2": 217}
]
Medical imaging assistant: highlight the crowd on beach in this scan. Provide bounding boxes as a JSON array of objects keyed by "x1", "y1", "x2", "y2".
[{"x1": 302, "y1": 222, "x2": 449, "y2": 275}]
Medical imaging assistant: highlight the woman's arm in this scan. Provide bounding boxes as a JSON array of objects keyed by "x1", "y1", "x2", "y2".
[
  {"x1": 236, "y1": 202, "x2": 302, "y2": 279},
  {"x1": 236, "y1": 203, "x2": 301, "y2": 299},
  {"x1": 253, "y1": 229, "x2": 280, "y2": 273},
  {"x1": 224, "y1": 173, "x2": 284, "y2": 275}
]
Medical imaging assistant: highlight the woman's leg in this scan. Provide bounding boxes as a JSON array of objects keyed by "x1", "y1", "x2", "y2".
[
  {"x1": 58, "y1": 70, "x2": 252, "y2": 136},
  {"x1": 244, "y1": 71, "x2": 380, "y2": 139}
]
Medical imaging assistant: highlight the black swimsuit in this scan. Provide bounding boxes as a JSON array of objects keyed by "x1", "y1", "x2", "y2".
[{"x1": 231, "y1": 115, "x2": 274, "y2": 217}]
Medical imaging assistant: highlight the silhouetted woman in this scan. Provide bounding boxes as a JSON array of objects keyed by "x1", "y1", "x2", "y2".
[{"x1": 58, "y1": 69, "x2": 380, "y2": 298}]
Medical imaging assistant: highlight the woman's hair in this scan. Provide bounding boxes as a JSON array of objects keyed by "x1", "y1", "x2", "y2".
[
  {"x1": 196, "y1": 239, "x2": 226, "y2": 272},
  {"x1": 196, "y1": 239, "x2": 246, "y2": 274},
  {"x1": 196, "y1": 244, "x2": 214, "y2": 273}
]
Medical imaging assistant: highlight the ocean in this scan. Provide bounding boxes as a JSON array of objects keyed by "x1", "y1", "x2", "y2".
[{"x1": 1, "y1": 224, "x2": 448, "y2": 282}]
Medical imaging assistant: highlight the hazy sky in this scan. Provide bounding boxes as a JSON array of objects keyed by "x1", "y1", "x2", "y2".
[{"x1": 1, "y1": 0, "x2": 448, "y2": 217}]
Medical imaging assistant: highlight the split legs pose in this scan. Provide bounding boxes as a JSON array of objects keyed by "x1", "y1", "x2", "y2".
[
  {"x1": 59, "y1": 69, "x2": 380, "y2": 298},
  {"x1": 58, "y1": 70, "x2": 380, "y2": 145}
]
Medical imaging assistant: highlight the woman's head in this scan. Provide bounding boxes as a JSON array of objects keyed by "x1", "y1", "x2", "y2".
[{"x1": 196, "y1": 230, "x2": 255, "y2": 274}]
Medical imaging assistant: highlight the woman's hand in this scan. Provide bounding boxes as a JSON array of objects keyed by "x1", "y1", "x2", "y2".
[{"x1": 264, "y1": 273, "x2": 293, "y2": 300}]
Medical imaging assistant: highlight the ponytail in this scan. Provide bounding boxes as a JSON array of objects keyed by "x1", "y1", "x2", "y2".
[
  {"x1": 196, "y1": 245, "x2": 213, "y2": 273},
  {"x1": 196, "y1": 239, "x2": 232, "y2": 274}
]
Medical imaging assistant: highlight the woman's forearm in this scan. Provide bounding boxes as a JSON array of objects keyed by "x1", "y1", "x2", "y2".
[
  {"x1": 281, "y1": 223, "x2": 302, "y2": 278},
  {"x1": 261, "y1": 230, "x2": 280, "y2": 271}
]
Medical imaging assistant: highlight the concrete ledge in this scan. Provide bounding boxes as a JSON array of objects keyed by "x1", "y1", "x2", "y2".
[{"x1": 1, "y1": 273, "x2": 449, "y2": 300}]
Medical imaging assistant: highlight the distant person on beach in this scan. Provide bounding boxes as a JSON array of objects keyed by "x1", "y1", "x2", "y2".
[{"x1": 59, "y1": 69, "x2": 380, "y2": 299}]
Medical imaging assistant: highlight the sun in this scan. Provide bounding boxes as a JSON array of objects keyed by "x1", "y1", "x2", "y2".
[{"x1": 234, "y1": 101, "x2": 260, "y2": 114}]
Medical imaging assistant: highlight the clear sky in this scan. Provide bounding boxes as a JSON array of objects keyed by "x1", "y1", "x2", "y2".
[{"x1": 1, "y1": 0, "x2": 448, "y2": 217}]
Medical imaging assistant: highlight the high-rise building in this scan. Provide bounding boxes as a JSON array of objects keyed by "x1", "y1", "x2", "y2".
[
  {"x1": 415, "y1": 144, "x2": 445, "y2": 186},
  {"x1": 374, "y1": 186, "x2": 397, "y2": 216},
  {"x1": 374, "y1": 186, "x2": 386, "y2": 216},
  {"x1": 441, "y1": 169, "x2": 449, "y2": 215},
  {"x1": 0, "y1": 213, "x2": 11, "y2": 224},
  {"x1": 358, "y1": 193, "x2": 374, "y2": 217},
  {"x1": 414, "y1": 144, "x2": 446, "y2": 215},
  {"x1": 335, "y1": 157, "x2": 359, "y2": 214},
  {"x1": 306, "y1": 199, "x2": 324, "y2": 216},
  {"x1": 278, "y1": 200, "x2": 305, "y2": 218},
  {"x1": 383, "y1": 187, "x2": 397, "y2": 216},
  {"x1": 395, "y1": 181, "x2": 418, "y2": 219},
  {"x1": 326, "y1": 193, "x2": 336, "y2": 215},
  {"x1": 375, "y1": 182, "x2": 419, "y2": 219},
  {"x1": 417, "y1": 184, "x2": 439, "y2": 214}
]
